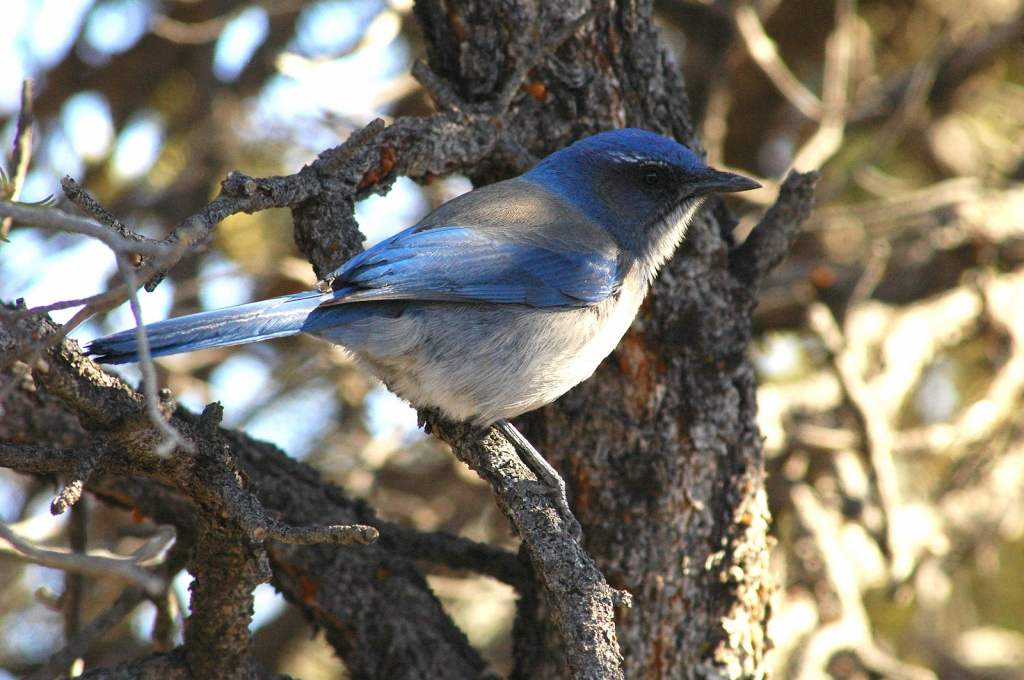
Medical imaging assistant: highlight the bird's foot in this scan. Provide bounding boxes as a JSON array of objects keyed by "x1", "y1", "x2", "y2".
[{"x1": 495, "y1": 419, "x2": 583, "y2": 542}]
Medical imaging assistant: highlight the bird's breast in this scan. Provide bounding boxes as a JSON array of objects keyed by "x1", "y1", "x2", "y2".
[
  {"x1": 553, "y1": 269, "x2": 647, "y2": 390},
  {"x1": 345, "y1": 269, "x2": 649, "y2": 426}
]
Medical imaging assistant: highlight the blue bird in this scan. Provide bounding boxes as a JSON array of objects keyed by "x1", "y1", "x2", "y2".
[{"x1": 89, "y1": 128, "x2": 759, "y2": 521}]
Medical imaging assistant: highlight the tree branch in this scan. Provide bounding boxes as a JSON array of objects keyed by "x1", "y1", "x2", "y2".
[
  {"x1": 0, "y1": 519, "x2": 167, "y2": 596},
  {"x1": 424, "y1": 414, "x2": 627, "y2": 680},
  {"x1": 731, "y1": 169, "x2": 820, "y2": 286},
  {"x1": 0, "y1": 79, "x2": 35, "y2": 240}
]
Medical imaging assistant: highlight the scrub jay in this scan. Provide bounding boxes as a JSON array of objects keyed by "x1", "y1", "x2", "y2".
[{"x1": 89, "y1": 128, "x2": 760, "y2": 521}]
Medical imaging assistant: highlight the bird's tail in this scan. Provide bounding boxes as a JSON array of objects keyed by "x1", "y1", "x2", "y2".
[{"x1": 88, "y1": 291, "x2": 329, "y2": 364}]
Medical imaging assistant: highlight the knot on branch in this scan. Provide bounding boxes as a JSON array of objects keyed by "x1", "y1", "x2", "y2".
[
  {"x1": 220, "y1": 171, "x2": 261, "y2": 198},
  {"x1": 199, "y1": 402, "x2": 225, "y2": 432}
]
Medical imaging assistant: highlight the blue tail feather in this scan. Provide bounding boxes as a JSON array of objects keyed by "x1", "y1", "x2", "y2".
[{"x1": 88, "y1": 291, "x2": 329, "y2": 364}]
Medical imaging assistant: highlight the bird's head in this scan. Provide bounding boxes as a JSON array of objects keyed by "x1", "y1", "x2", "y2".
[{"x1": 524, "y1": 128, "x2": 761, "y2": 275}]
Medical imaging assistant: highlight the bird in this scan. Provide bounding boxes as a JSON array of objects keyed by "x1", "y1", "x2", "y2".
[{"x1": 89, "y1": 128, "x2": 760, "y2": 526}]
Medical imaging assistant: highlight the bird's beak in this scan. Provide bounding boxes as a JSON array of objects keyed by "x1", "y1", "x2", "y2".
[{"x1": 695, "y1": 168, "x2": 762, "y2": 194}]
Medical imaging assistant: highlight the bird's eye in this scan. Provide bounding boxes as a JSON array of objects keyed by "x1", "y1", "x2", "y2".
[{"x1": 642, "y1": 166, "x2": 664, "y2": 187}]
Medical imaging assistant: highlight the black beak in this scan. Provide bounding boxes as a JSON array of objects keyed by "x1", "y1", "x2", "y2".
[{"x1": 695, "y1": 168, "x2": 762, "y2": 194}]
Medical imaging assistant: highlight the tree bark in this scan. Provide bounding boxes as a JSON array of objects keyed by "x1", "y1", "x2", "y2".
[
  {"x1": 412, "y1": 1, "x2": 817, "y2": 677},
  {"x1": 524, "y1": 177, "x2": 816, "y2": 679}
]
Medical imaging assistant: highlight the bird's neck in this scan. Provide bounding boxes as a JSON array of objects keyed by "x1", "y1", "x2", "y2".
[{"x1": 636, "y1": 196, "x2": 706, "y2": 284}]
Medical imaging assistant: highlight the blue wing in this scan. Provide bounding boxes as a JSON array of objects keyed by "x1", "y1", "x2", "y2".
[
  {"x1": 89, "y1": 178, "x2": 621, "y2": 365},
  {"x1": 328, "y1": 225, "x2": 617, "y2": 307},
  {"x1": 321, "y1": 178, "x2": 621, "y2": 309}
]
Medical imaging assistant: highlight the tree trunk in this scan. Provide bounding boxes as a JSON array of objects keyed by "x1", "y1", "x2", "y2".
[{"x1": 414, "y1": 1, "x2": 803, "y2": 677}]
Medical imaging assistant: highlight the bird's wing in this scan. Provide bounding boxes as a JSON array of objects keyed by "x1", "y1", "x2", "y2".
[{"x1": 319, "y1": 179, "x2": 621, "y2": 309}]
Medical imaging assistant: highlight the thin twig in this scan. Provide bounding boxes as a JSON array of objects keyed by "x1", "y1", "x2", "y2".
[
  {"x1": 412, "y1": 60, "x2": 466, "y2": 112},
  {"x1": 149, "y1": 0, "x2": 305, "y2": 44},
  {"x1": 62, "y1": 176, "x2": 161, "y2": 264},
  {"x1": 863, "y1": 58, "x2": 939, "y2": 166},
  {"x1": 0, "y1": 201, "x2": 172, "y2": 257},
  {"x1": 1, "y1": 79, "x2": 35, "y2": 240},
  {"x1": 789, "y1": 0, "x2": 856, "y2": 170},
  {"x1": 791, "y1": 484, "x2": 937, "y2": 680},
  {"x1": 51, "y1": 447, "x2": 105, "y2": 515},
  {"x1": 0, "y1": 220, "x2": 200, "y2": 413},
  {"x1": 806, "y1": 176, "x2": 982, "y2": 231},
  {"x1": 0, "y1": 292, "x2": 119, "y2": 410},
  {"x1": 847, "y1": 9, "x2": 1024, "y2": 125},
  {"x1": 3, "y1": 220, "x2": 195, "y2": 324},
  {"x1": 115, "y1": 253, "x2": 194, "y2": 455},
  {"x1": 897, "y1": 271, "x2": 1024, "y2": 456},
  {"x1": 62, "y1": 500, "x2": 89, "y2": 648},
  {"x1": 735, "y1": 6, "x2": 823, "y2": 121},
  {"x1": 0, "y1": 519, "x2": 166, "y2": 596},
  {"x1": 702, "y1": 76, "x2": 734, "y2": 168},
  {"x1": 846, "y1": 238, "x2": 891, "y2": 310},
  {"x1": 807, "y1": 303, "x2": 905, "y2": 578},
  {"x1": 128, "y1": 526, "x2": 178, "y2": 567},
  {"x1": 151, "y1": 587, "x2": 179, "y2": 651},
  {"x1": 27, "y1": 586, "x2": 148, "y2": 680},
  {"x1": 264, "y1": 519, "x2": 379, "y2": 545}
]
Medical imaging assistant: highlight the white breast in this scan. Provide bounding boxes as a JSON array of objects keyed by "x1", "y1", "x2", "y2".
[
  {"x1": 460, "y1": 265, "x2": 650, "y2": 424},
  {"x1": 349, "y1": 265, "x2": 650, "y2": 426}
]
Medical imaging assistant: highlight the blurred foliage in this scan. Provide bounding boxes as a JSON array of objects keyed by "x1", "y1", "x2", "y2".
[{"x1": 1, "y1": 0, "x2": 1024, "y2": 677}]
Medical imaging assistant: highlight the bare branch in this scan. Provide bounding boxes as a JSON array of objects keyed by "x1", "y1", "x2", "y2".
[
  {"x1": 412, "y1": 60, "x2": 466, "y2": 112},
  {"x1": 0, "y1": 519, "x2": 167, "y2": 596},
  {"x1": 807, "y1": 303, "x2": 905, "y2": 577},
  {"x1": 896, "y1": 270, "x2": 1024, "y2": 455},
  {"x1": 27, "y1": 586, "x2": 149, "y2": 680},
  {"x1": 263, "y1": 519, "x2": 378, "y2": 545},
  {"x1": 61, "y1": 500, "x2": 89, "y2": 648},
  {"x1": 424, "y1": 413, "x2": 628, "y2": 680},
  {"x1": 149, "y1": 0, "x2": 304, "y2": 44},
  {"x1": 731, "y1": 169, "x2": 820, "y2": 285},
  {"x1": 115, "y1": 254, "x2": 193, "y2": 456},
  {"x1": 12, "y1": 174, "x2": 197, "y2": 456},
  {"x1": 806, "y1": 176, "x2": 983, "y2": 232},
  {"x1": 0, "y1": 202, "x2": 173, "y2": 257},
  {"x1": 789, "y1": 0, "x2": 856, "y2": 170},
  {"x1": 791, "y1": 485, "x2": 937, "y2": 680},
  {"x1": 848, "y1": 9, "x2": 1024, "y2": 125},
  {"x1": 380, "y1": 524, "x2": 529, "y2": 590},
  {"x1": 0, "y1": 79, "x2": 35, "y2": 240},
  {"x1": 311, "y1": 117, "x2": 387, "y2": 176},
  {"x1": 61, "y1": 176, "x2": 163, "y2": 264},
  {"x1": 846, "y1": 238, "x2": 891, "y2": 310},
  {"x1": 51, "y1": 448, "x2": 105, "y2": 515},
  {"x1": 0, "y1": 220, "x2": 200, "y2": 414},
  {"x1": 493, "y1": 2, "x2": 611, "y2": 113},
  {"x1": 735, "y1": 6, "x2": 823, "y2": 120}
]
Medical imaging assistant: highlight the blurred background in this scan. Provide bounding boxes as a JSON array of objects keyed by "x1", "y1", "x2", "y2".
[{"x1": 0, "y1": 0, "x2": 1022, "y2": 677}]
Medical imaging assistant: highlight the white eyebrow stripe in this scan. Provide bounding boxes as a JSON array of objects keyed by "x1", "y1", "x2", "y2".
[{"x1": 605, "y1": 150, "x2": 660, "y2": 164}]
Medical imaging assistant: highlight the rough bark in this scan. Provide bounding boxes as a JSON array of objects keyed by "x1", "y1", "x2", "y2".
[
  {"x1": 412, "y1": 0, "x2": 818, "y2": 676},
  {"x1": 0, "y1": 307, "x2": 492, "y2": 679},
  {"x1": 524, "y1": 173, "x2": 816, "y2": 679}
]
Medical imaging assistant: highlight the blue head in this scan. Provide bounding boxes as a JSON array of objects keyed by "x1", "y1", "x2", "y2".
[{"x1": 523, "y1": 128, "x2": 760, "y2": 272}]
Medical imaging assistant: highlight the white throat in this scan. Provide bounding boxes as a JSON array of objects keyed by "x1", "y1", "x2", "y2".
[{"x1": 640, "y1": 196, "x2": 706, "y2": 282}]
